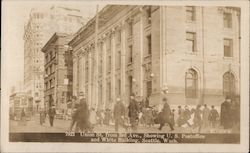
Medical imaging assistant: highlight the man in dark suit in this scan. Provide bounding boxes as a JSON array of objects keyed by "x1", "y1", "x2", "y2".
[
  {"x1": 128, "y1": 93, "x2": 139, "y2": 131},
  {"x1": 221, "y1": 96, "x2": 232, "y2": 129},
  {"x1": 113, "y1": 97, "x2": 126, "y2": 132},
  {"x1": 158, "y1": 98, "x2": 174, "y2": 131},
  {"x1": 48, "y1": 104, "x2": 56, "y2": 127}
]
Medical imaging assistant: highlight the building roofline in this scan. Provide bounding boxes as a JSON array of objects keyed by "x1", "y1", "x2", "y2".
[
  {"x1": 68, "y1": 5, "x2": 114, "y2": 46},
  {"x1": 41, "y1": 32, "x2": 70, "y2": 53}
]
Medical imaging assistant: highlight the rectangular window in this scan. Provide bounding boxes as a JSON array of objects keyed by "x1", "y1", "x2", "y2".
[
  {"x1": 116, "y1": 50, "x2": 121, "y2": 69},
  {"x1": 99, "y1": 55, "x2": 102, "y2": 75},
  {"x1": 116, "y1": 79, "x2": 121, "y2": 96},
  {"x1": 128, "y1": 21, "x2": 133, "y2": 36},
  {"x1": 50, "y1": 79, "x2": 54, "y2": 88},
  {"x1": 107, "y1": 82, "x2": 111, "y2": 101},
  {"x1": 116, "y1": 30, "x2": 121, "y2": 45},
  {"x1": 107, "y1": 36, "x2": 111, "y2": 51},
  {"x1": 98, "y1": 83, "x2": 102, "y2": 107},
  {"x1": 224, "y1": 39, "x2": 233, "y2": 57},
  {"x1": 147, "y1": 34, "x2": 152, "y2": 55},
  {"x1": 223, "y1": 13, "x2": 232, "y2": 28},
  {"x1": 186, "y1": 6, "x2": 195, "y2": 21},
  {"x1": 49, "y1": 80, "x2": 52, "y2": 88},
  {"x1": 128, "y1": 45, "x2": 133, "y2": 63},
  {"x1": 146, "y1": 7, "x2": 152, "y2": 24},
  {"x1": 107, "y1": 55, "x2": 111, "y2": 73},
  {"x1": 98, "y1": 43, "x2": 103, "y2": 75},
  {"x1": 85, "y1": 58, "x2": 89, "y2": 83},
  {"x1": 51, "y1": 65, "x2": 54, "y2": 73},
  {"x1": 186, "y1": 32, "x2": 196, "y2": 52},
  {"x1": 128, "y1": 76, "x2": 133, "y2": 96},
  {"x1": 50, "y1": 51, "x2": 53, "y2": 59},
  {"x1": 146, "y1": 80, "x2": 152, "y2": 97}
]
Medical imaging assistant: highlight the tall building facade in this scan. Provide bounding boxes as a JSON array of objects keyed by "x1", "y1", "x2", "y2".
[
  {"x1": 42, "y1": 33, "x2": 73, "y2": 112},
  {"x1": 69, "y1": 5, "x2": 240, "y2": 110},
  {"x1": 23, "y1": 6, "x2": 84, "y2": 108}
]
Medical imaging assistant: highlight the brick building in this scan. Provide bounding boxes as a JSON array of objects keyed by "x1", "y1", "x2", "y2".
[
  {"x1": 68, "y1": 5, "x2": 240, "y2": 110},
  {"x1": 42, "y1": 33, "x2": 73, "y2": 111}
]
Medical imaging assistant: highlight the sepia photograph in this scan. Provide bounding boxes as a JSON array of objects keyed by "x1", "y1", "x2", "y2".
[{"x1": 1, "y1": 0, "x2": 249, "y2": 152}]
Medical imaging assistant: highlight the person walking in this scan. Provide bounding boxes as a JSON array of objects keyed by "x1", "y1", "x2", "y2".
[
  {"x1": 192, "y1": 105, "x2": 202, "y2": 132},
  {"x1": 76, "y1": 92, "x2": 90, "y2": 133},
  {"x1": 182, "y1": 105, "x2": 192, "y2": 127},
  {"x1": 39, "y1": 108, "x2": 46, "y2": 125},
  {"x1": 170, "y1": 109, "x2": 175, "y2": 126},
  {"x1": 145, "y1": 97, "x2": 149, "y2": 108},
  {"x1": 113, "y1": 98, "x2": 126, "y2": 132},
  {"x1": 231, "y1": 96, "x2": 240, "y2": 132},
  {"x1": 104, "y1": 109, "x2": 112, "y2": 125},
  {"x1": 19, "y1": 108, "x2": 27, "y2": 126},
  {"x1": 220, "y1": 96, "x2": 232, "y2": 129},
  {"x1": 208, "y1": 105, "x2": 219, "y2": 128},
  {"x1": 128, "y1": 93, "x2": 140, "y2": 131},
  {"x1": 202, "y1": 104, "x2": 210, "y2": 130},
  {"x1": 89, "y1": 108, "x2": 97, "y2": 126},
  {"x1": 48, "y1": 104, "x2": 56, "y2": 127},
  {"x1": 158, "y1": 98, "x2": 174, "y2": 131},
  {"x1": 177, "y1": 106, "x2": 185, "y2": 127},
  {"x1": 68, "y1": 96, "x2": 78, "y2": 131}
]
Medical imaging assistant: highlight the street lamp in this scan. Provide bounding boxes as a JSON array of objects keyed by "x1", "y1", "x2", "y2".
[{"x1": 162, "y1": 84, "x2": 169, "y2": 94}]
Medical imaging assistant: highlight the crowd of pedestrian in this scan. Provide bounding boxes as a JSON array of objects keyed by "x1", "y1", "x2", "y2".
[{"x1": 38, "y1": 92, "x2": 240, "y2": 133}]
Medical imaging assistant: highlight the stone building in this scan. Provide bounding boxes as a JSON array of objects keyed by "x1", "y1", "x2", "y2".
[
  {"x1": 23, "y1": 6, "x2": 84, "y2": 108},
  {"x1": 68, "y1": 5, "x2": 240, "y2": 110},
  {"x1": 41, "y1": 33, "x2": 73, "y2": 111}
]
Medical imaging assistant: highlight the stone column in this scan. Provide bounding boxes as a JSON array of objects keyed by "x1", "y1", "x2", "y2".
[
  {"x1": 139, "y1": 7, "x2": 144, "y2": 98},
  {"x1": 111, "y1": 29, "x2": 116, "y2": 109},
  {"x1": 120, "y1": 21, "x2": 126, "y2": 105},
  {"x1": 102, "y1": 35, "x2": 107, "y2": 109},
  {"x1": 88, "y1": 47, "x2": 92, "y2": 107},
  {"x1": 72, "y1": 55, "x2": 78, "y2": 96}
]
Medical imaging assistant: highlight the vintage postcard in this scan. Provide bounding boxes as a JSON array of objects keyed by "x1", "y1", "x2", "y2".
[{"x1": 1, "y1": 0, "x2": 249, "y2": 152}]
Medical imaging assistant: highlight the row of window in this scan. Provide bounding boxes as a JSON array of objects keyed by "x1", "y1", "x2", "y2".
[
  {"x1": 186, "y1": 6, "x2": 233, "y2": 28},
  {"x1": 97, "y1": 69, "x2": 236, "y2": 101},
  {"x1": 33, "y1": 13, "x2": 44, "y2": 19},
  {"x1": 97, "y1": 69, "x2": 236, "y2": 104},
  {"x1": 45, "y1": 64, "x2": 55, "y2": 75},
  {"x1": 96, "y1": 33, "x2": 151, "y2": 76},
  {"x1": 45, "y1": 51, "x2": 55, "y2": 63},
  {"x1": 185, "y1": 69, "x2": 236, "y2": 98},
  {"x1": 186, "y1": 31, "x2": 234, "y2": 57},
  {"x1": 45, "y1": 78, "x2": 54, "y2": 90}
]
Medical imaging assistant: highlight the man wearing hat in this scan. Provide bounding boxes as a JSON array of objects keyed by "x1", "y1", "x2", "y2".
[
  {"x1": 158, "y1": 97, "x2": 174, "y2": 131},
  {"x1": 113, "y1": 97, "x2": 126, "y2": 132},
  {"x1": 75, "y1": 92, "x2": 90, "y2": 132},
  {"x1": 48, "y1": 104, "x2": 56, "y2": 127},
  {"x1": 220, "y1": 96, "x2": 232, "y2": 129},
  {"x1": 128, "y1": 93, "x2": 140, "y2": 131}
]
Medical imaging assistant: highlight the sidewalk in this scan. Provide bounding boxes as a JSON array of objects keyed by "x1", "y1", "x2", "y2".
[{"x1": 10, "y1": 114, "x2": 236, "y2": 133}]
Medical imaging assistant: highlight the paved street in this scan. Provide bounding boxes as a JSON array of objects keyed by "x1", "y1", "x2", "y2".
[{"x1": 10, "y1": 113, "x2": 235, "y2": 134}]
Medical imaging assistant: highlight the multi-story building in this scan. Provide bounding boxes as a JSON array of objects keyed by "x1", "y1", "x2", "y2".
[
  {"x1": 41, "y1": 33, "x2": 73, "y2": 111},
  {"x1": 23, "y1": 6, "x2": 84, "y2": 109},
  {"x1": 68, "y1": 5, "x2": 240, "y2": 110}
]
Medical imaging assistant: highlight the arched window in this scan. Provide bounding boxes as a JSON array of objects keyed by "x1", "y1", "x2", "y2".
[
  {"x1": 223, "y1": 72, "x2": 235, "y2": 96},
  {"x1": 185, "y1": 69, "x2": 198, "y2": 98}
]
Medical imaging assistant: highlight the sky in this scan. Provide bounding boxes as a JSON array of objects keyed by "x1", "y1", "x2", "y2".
[{"x1": 2, "y1": 0, "x2": 105, "y2": 95}]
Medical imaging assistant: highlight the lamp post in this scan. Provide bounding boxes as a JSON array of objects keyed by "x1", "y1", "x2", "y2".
[{"x1": 162, "y1": 84, "x2": 169, "y2": 95}]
